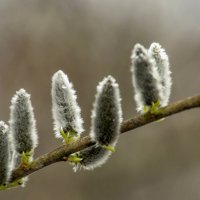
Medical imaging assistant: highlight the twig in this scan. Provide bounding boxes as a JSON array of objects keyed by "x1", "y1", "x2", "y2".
[{"x1": 10, "y1": 94, "x2": 200, "y2": 182}]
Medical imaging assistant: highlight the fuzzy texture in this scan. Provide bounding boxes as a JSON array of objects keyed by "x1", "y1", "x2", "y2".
[
  {"x1": 7, "y1": 142, "x2": 16, "y2": 181},
  {"x1": 0, "y1": 121, "x2": 12, "y2": 184},
  {"x1": 9, "y1": 89, "x2": 38, "y2": 154},
  {"x1": 73, "y1": 76, "x2": 122, "y2": 171},
  {"x1": 148, "y1": 42, "x2": 172, "y2": 106},
  {"x1": 73, "y1": 145, "x2": 111, "y2": 171},
  {"x1": 51, "y1": 70, "x2": 84, "y2": 138},
  {"x1": 90, "y1": 76, "x2": 122, "y2": 146},
  {"x1": 131, "y1": 43, "x2": 164, "y2": 113}
]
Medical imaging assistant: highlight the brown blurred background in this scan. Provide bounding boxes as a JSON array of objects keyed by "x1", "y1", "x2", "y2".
[{"x1": 0, "y1": 0, "x2": 200, "y2": 199}]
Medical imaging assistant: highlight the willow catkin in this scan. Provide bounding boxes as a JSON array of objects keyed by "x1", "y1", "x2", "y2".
[
  {"x1": 131, "y1": 43, "x2": 163, "y2": 113},
  {"x1": 73, "y1": 76, "x2": 122, "y2": 171},
  {"x1": 51, "y1": 70, "x2": 84, "y2": 139}
]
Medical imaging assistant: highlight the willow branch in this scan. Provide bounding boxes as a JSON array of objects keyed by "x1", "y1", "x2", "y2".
[{"x1": 10, "y1": 94, "x2": 200, "y2": 182}]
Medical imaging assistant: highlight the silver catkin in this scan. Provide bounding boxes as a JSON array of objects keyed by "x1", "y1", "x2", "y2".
[
  {"x1": 74, "y1": 145, "x2": 111, "y2": 171},
  {"x1": 131, "y1": 43, "x2": 163, "y2": 113},
  {"x1": 148, "y1": 42, "x2": 172, "y2": 106},
  {"x1": 0, "y1": 121, "x2": 14, "y2": 184},
  {"x1": 9, "y1": 89, "x2": 38, "y2": 154},
  {"x1": 90, "y1": 76, "x2": 122, "y2": 146},
  {"x1": 73, "y1": 76, "x2": 122, "y2": 171},
  {"x1": 51, "y1": 70, "x2": 84, "y2": 138}
]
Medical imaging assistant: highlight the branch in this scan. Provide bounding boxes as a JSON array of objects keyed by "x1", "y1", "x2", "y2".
[{"x1": 10, "y1": 94, "x2": 200, "y2": 182}]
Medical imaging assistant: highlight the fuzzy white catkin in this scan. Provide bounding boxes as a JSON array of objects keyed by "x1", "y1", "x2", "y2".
[
  {"x1": 74, "y1": 145, "x2": 111, "y2": 171},
  {"x1": 148, "y1": 42, "x2": 172, "y2": 106},
  {"x1": 0, "y1": 121, "x2": 14, "y2": 184},
  {"x1": 90, "y1": 75, "x2": 122, "y2": 146},
  {"x1": 131, "y1": 43, "x2": 164, "y2": 113},
  {"x1": 9, "y1": 89, "x2": 38, "y2": 154},
  {"x1": 74, "y1": 76, "x2": 122, "y2": 171},
  {"x1": 51, "y1": 70, "x2": 84, "y2": 138}
]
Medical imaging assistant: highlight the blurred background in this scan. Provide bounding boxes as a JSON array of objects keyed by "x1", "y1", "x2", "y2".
[{"x1": 0, "y1": 0, "x2": 200, "y2": 199}]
